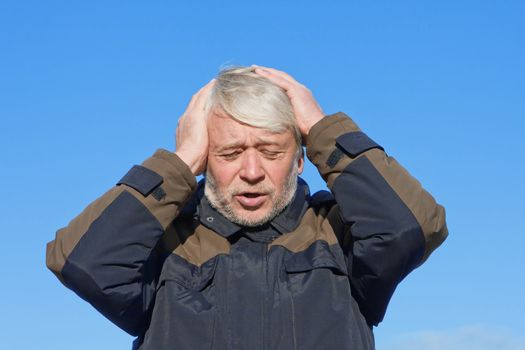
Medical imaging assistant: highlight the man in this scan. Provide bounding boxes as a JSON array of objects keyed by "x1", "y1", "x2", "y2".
[{"x1": 46, "y1": 66, "x2": 448, "y2": 349}]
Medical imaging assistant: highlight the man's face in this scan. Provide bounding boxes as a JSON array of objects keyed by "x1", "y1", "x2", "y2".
[{"x1": 205, "y1": 111, "x2": 304, "y2": 227}]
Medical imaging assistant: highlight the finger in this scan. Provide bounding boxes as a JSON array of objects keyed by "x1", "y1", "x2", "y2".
[
  {"x1": 187, "y1": 79, "x2": 216, "y2": 109},
  {"x1": 252, "y1": 65, "x2": 294, "y2": 80},
  {"x1": 192, "y1": 79, "x2": 216, "y2": 111},
  {"x1": 252, "y1": 65, "x2": 297, "y2": 84},
  {"x1": 254, "y1": 67, "x2": 295, "y2": 91}
]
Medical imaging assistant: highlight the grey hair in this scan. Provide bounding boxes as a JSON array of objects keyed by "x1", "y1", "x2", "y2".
[{"x1": 208, "y1": 66, "x2": 302, "y2": 157}]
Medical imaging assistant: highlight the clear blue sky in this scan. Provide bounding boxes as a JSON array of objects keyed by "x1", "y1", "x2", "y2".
[{"x1": 1, "y1": 1, "x2": 524, "y2": 349}]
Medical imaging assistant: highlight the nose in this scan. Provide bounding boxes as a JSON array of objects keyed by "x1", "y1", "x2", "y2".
[{"x1": 239, "y1": 149, "x2": 265, "y2": 184}]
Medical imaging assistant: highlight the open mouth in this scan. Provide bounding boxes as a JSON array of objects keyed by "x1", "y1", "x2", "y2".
[{"x1": 235, "y1": 192, "x2": 268, "y2": 208}]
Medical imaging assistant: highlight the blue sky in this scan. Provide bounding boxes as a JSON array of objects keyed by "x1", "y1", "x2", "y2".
[{"x1": 1, "y1": 1, "x2": 524, "y2": 349}]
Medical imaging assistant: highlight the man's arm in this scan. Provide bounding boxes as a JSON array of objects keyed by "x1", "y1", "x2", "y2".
[
  {"x1": 46, "y1": 80, "x2": 214, "y2": 336},
  {"x1": 306, "y1": 113, "x2": 447, "y2": 325},
  {"x1": 255, "y1": 66, "x2": 448, "y2": 326}
]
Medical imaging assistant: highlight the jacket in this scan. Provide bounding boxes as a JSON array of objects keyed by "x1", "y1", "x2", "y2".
[{"x1": 46, "y1": 112, "x2": 448, "y2": 350}]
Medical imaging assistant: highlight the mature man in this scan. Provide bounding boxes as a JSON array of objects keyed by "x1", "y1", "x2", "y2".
[{"x1": 46, "y1": 66, "x2": 448, "y2": 349}]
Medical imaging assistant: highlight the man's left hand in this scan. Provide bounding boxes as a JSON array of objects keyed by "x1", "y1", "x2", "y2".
[{"x1": 253, "y1": 65, "x2": 324, "y2": 144}]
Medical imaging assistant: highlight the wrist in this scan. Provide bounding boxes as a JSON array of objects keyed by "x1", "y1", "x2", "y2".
[
  {"x1": 175, "y1": 150, "x2": 205, "y2": 176},
  {"x1": 301, "y1": 113, "x2": 325, "y2": 144}
]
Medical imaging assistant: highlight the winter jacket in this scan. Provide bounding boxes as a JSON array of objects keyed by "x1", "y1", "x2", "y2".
[{"x1": 46, "y1": 112, "x2": 448, "y2": 350}]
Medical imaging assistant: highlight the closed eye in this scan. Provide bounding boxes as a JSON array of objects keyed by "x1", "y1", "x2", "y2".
[
  {"x1": 220, "y1": 151, "x2": 242, "y2": 160},
  {"x1": 260, "y1": 150, "x2": 282, "y2": 159}
]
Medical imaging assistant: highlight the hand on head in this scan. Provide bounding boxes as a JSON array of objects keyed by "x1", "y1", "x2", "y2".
[
  {"x1": 175, "y1": 79, "x2": 215, "y2": 175},
  {"x1": 252, "y1": 65, "x2": 325, "y2": 143}
]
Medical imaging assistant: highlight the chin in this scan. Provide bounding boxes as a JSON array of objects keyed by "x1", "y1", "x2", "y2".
[
  {"x1": 235, "y1": 210, "x2": 271, "y2": 226},
  {"x1": 233, "y1": 209, "x2": 272, "y2": 227}
]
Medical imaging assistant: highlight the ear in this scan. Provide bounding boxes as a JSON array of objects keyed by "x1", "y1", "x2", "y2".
[{"x1": 297, "y1": 148, "x2": 305, "y2": 175}]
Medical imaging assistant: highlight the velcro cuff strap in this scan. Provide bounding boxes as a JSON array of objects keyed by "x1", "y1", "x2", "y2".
[
  {"x1": 336, "y1": 131, "x2": 383, "y2": 157},
  {"x1": 117, "y1": 165, "x2": 163, "y2": 197}
]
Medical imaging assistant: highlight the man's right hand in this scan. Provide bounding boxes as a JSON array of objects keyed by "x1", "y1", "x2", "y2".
[{"x1": 175, "y1": 79, "x2": 215, "y2": 176}]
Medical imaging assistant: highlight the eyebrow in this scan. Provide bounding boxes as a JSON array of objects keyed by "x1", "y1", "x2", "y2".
[
  {"x1": 215, "y1": 141, "x2": 245, "y2": 152},
  {"x1": 214, "y1": 138, "x2": 285, "y2": 152}
]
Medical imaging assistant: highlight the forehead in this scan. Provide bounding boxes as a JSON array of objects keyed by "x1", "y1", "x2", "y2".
[{"x1": 208, "y1": 111, "x2": 294, "y2": 149}]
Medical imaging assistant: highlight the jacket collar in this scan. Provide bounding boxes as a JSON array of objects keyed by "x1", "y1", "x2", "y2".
[{"x1": 195, "y1": 177, "x2": 310, "y2": 239}]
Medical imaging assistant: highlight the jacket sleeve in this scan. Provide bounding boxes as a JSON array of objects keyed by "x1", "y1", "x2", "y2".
[
  {"x1": 306, "y1": 112, "x2": 448, "y2": 326},
  {"x1": 46, "y1": 149, "x2": 197, "y2": 336}
]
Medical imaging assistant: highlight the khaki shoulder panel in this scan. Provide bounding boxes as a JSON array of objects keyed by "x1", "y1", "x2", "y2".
[
  {"x1": 168, "y1": 221, "x2": 230, "y2": 267},
  {"x1": 270, "y1": 205, "x2": 341, "y2": 253}
]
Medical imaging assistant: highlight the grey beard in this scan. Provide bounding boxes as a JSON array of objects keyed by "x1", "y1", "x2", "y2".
[{"x1": 204, "y1": 162, "x2": 299, "y2": 227}]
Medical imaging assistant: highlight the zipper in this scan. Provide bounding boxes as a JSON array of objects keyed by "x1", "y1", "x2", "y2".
[{"x1": 261, "y1": 243, "x2": 268, "y2": 350}]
